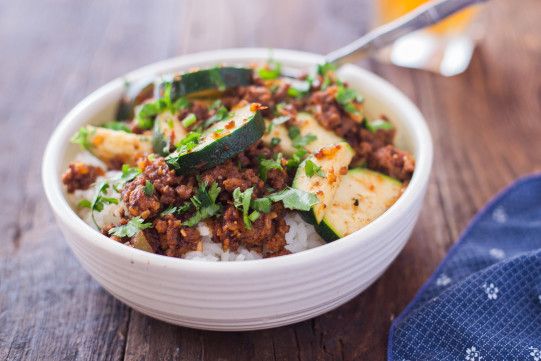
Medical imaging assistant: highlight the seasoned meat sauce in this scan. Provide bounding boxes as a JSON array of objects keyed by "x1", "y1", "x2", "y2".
[{"x1": 63, "y1": 66, "x2": 415, "y2": 258}]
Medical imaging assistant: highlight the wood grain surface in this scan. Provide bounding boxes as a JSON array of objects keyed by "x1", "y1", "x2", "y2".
[{"x1": 1, "y1": 0, "x2": 540, "y2": 360}]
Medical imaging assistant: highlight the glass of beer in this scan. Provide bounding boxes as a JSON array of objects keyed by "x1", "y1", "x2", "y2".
[{"x1": 376, "y1": 0, "x2": 485, "y2": 76}]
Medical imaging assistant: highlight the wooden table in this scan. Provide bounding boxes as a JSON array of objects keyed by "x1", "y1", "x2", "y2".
[{"x1": 1, "y1": 0, "x2": 539, "y2": 359}]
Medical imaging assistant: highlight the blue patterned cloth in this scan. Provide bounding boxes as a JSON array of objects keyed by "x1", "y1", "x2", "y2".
[{"x1": 388, "y1": 174, "x2": 541, "y2": 361}]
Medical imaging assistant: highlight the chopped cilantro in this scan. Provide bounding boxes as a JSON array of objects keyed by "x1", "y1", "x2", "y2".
[
  {"x1": 270, "y1": 137, "x2": 281, "y2": 147},
  {"x1": 292, "y1": 133, "x2": 317, "y2": 148},
  {"x1": 304, "y1": 159, "x2": 325, "y2": 177},
  {"x1": 173, "y1": 131, "x2": 201, "y2": 153},
  {"x1": 317, "y1": 62, "x2": 337, "y2": 89},
  {"x1": 209, "y1": 67, "x2": 226, "y2": 91},
  {"x1": 288, "y1": 125, "x2": 316, "y2": 148},
  {"x1": 108, "y1": 216, "x2": 152, "y2": 238},
  {"x1": 143, "y1": 180, "x2": 154, "y2": 197},
  {"x1": 286, "y1": 147, "x2": 308, "y2": 170},
  {"x1": 251, "y1": 197, "x2": 271, "y2": 213},
  {"x1": 184, "y1": 181, "x2": 222, "y2": 227},
  {"x1": 103, "y1": 121, "x2": 131, "y2": 133},
  {"x1": 71, "y1": 126, "x2": 94, "y2": 150},
  {"x1": 135, "y1": 102, "x2": 160, "y2": 129},
  {"x1": 78, "y1": 181, "x2": 119, "y2": 227},
  {"x1": 288, "y1": 126, "x2": 300, "y2": 139},
  {"x1": 113, "y1": 164, "x2": 141, "y2": 192},
  {"x1": 335, "y1": 85, "x2": 363, "y2": 117},
  {"x1": 204, "y1": 105, "x2": 229, "y2": 128},
  {"x1": 259, "y1": 153, "x2": 283, "y2": 180},
  {"x1": 257, "y1": 59, "x2": 282, "y2": 80},
  {"x1": 366, "y1": 118, "x2": 394, "y2": 133},
  {"x1": 160, "y1": 202, "x2": 191, "y2": 217},
  {"x1": 181, "y1": 113, "x2": 197, "y2": 128},
  {"x1": 248, "y1": 210, "x2": 260, "y2": 222},
  {"x1": 233, "y1": 187, "x2": 255, "y2": 229},
  {"x1": 267, "y1": 187, "x2": 319, "y2": 211}
]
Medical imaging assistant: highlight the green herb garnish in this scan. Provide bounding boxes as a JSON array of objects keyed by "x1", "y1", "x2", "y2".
[
  {"x1": 233, "y1": 187, "x2": 255, "y2": 229},
  {"x1": 113, "y1": 164, "x2": 141, "y2": 192},
  {"x1": 266, "y1": 187, "x2": 319, "y2": 211},
  {"x1": 183, "y1": 181, "x2": 222, "y2": 227},
  {"x1": 181, "y1": 113, "x2": 197, "y2": 128},
  {"x1": 103, "y1": 121, "x2": 131, "y2": 133},
  {"x1": 286, "y1": 147, "x2": 308, "y2": 170},
  {"x1": 251, "y1": 197, "x2": 272, "y2": 213},
  {"x1": 78, "y1": 181, "x2": 119, "y2": 227},
  {"x1": 143, "y1": 180, "x2": 155, "y2": 196},
  {"x1": 258, "y1": 59, "x2": 282, "y2": 80},
  {"x1": 259, "y1": 154, "x2": 283, "y2": 180},
  {"x1": 108, "y1": 216, "x2": 152, "y2": 238},
  {"x1": 317, "y1": 62, "x2": 337, "y2": 89},
  {"x1": 304, "y1": 159, "x2": 325, "y2": 177},
  {"x1": 270, "y1": 137, "x2": 281, "y2": 147},
  {"x1": 366, "y1": 118, "x2": 394, "y2": 133},
  {"x1": 71, "y1": 126, "x2": 94, "y2": 150}
]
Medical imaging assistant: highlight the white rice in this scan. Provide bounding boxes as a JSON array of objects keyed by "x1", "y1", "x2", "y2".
[{"x1": 68, "y1": 152, "x2": 325, "y2": 261}]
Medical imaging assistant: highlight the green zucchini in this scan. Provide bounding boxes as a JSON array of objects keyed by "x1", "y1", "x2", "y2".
[
  {"x1": 296, "y1": 112, "x2": 345, "y2": 153},
  {"x1": 82, "y1": 126, "x2": 152, "y2": 168},
  {"x1": 166, "y1": 103, "x2": 265, "y2": 174},
  {"x1": 317, "y1": 168, "x2": 403, "y2": 242},
  {"x1": 116, "y1": 78, "x2": 155, "y2": 120},
  {"x1": 261, "y1": 121, "x2": 296, "y2": 155},
  {"x1": 261, "y1": 112, "x2": 345, "y2": 155},
  {"x1": 167, "y1": 67, "x2": 253, "y2": 101},
  {"x1": 152, "y1": 111, "x2": 187, "y2": 156},
  {"x1": 292, "y1": 142, "x2": 354, "y2": 224}
]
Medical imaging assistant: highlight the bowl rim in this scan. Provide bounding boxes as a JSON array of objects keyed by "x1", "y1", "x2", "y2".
[{"x1": 42, "y1": 48, "x2": 433, "y2": 274}]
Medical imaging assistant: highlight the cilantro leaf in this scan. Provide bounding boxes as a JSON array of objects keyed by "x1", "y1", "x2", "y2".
[
  {"x1": 181, "y1": 113, "x2": 197, "y2": 128},
  {"x1": 71, "y1": 126, "x2": 94, "y2": 150},
  {"x1": 259, "y1": 154, "x2": 283, "y2": 181},
  {"x1": 78, "y1": 181, "x2": 119, "y2": 227},
  {"x1": 270, "y1": 137, "x2": 281, "y2": 147},
  {"x1": 258, "y1": 59, "x2": 282, "y2": 80},
  {"x1": 366, "y1": 118, "x2": 394, "y2": 133},
  {"x1": 108, "y1": 216, "x2": 152, "y2": 238},
  {"x1": 113, "y1": 164, "x2": 141, "y2": 192},
  {"x1": 103, "y1": 121, "x2": 131, "y2": 133},
  {"x1": 143, "y1": 180, "x2": 155, "y2": 196},
  {"x1": 204, "y1": 105, "x2": 229, "y2": 128},
  {"x1": 183, "y1": 181, "x2": 222, "y2": 227},
  {"x1": 292, "y1": 133, "x2": 317, "y2": 148},
  {"x1": 233, "y1": 187, "x2": 255, "y2": 229},
  {"x1": 286, "y1": 147, "x2": 308, "y2": 170},
  {"x1": 304, "y1": 159, "x2": 325, "y2": 177},
  {"x1": 251, "y1": 197, "x2": 271, "y2": 213},
  {"x1": 267, "y1": 187, "x2": 319, "y2": 211}
]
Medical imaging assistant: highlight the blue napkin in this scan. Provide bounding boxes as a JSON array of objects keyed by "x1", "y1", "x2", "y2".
[{"x1": 388, "y1": 174, "x2": 541, "y2": 361}]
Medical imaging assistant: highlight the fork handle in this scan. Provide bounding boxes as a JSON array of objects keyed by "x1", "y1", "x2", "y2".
[{"x1": 324, "y1": 0, "x2": 489, "y2": 66}]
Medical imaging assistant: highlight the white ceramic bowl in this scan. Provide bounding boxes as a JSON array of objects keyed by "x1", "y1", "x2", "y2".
[{"x1": 42, "y1": 48, "x2": 432, "y2": 331}]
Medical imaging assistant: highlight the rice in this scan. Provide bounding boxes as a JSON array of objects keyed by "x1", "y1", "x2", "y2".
[{"x1": 67, "y1": 153, "x2": 325, "y2": 261}]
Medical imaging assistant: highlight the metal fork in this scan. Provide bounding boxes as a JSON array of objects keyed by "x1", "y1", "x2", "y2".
[{"x1": 282, "y1": 0, "x2": 489, "y2": 77}]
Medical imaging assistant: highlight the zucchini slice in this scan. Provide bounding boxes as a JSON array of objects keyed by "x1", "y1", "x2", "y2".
[
  {"x1": 83, "y1": 126, "x2": 152, "y2": 168},
  {"x1": 167, "y1": 67, "x2": 253, "y2": 101},
  {"x1": 295, "y1": 112, "x2": 345, "y2": 153},
  {"x1": 292, "y1": 142, "x2": 354, "y2": 224},
  {"x1": 166, "y1": 103, "x2": 265, "y2": 174},
  {"x1": 152, "y1": 111, "x2": 187, "y2": 156},
  {"x1": 261, "y1": 112, "x2": 345, "y2": 155},
  {"x1": 261, "y1": 121, "x2": 296, "y2": 155},
  {"x1": 317, "y1": 168, "x2": 403, "y2": 242},
  {"x1": 116, "y1": 77, "x2": 155, "y2": 120}
]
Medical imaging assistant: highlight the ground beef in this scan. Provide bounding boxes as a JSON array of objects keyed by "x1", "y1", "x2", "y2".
[
  {"x1": 309, "y1": 86, "x2": 342, "y2": 129},
  {"x1": 153, "y1": 215, "x2": 201, "y2": 257},
  {"x1": 62, "y1": 162, "x2": 104, "y2": 193},
  {"x1": 121, "y1": 176, "x2": 161, "y2": 219},
  {"x1": 368, "y1": 145, "x2": 415, "y2": 182},
  {"x1": 212, "y1": 203, "x2": 290, "y2": 258}
]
